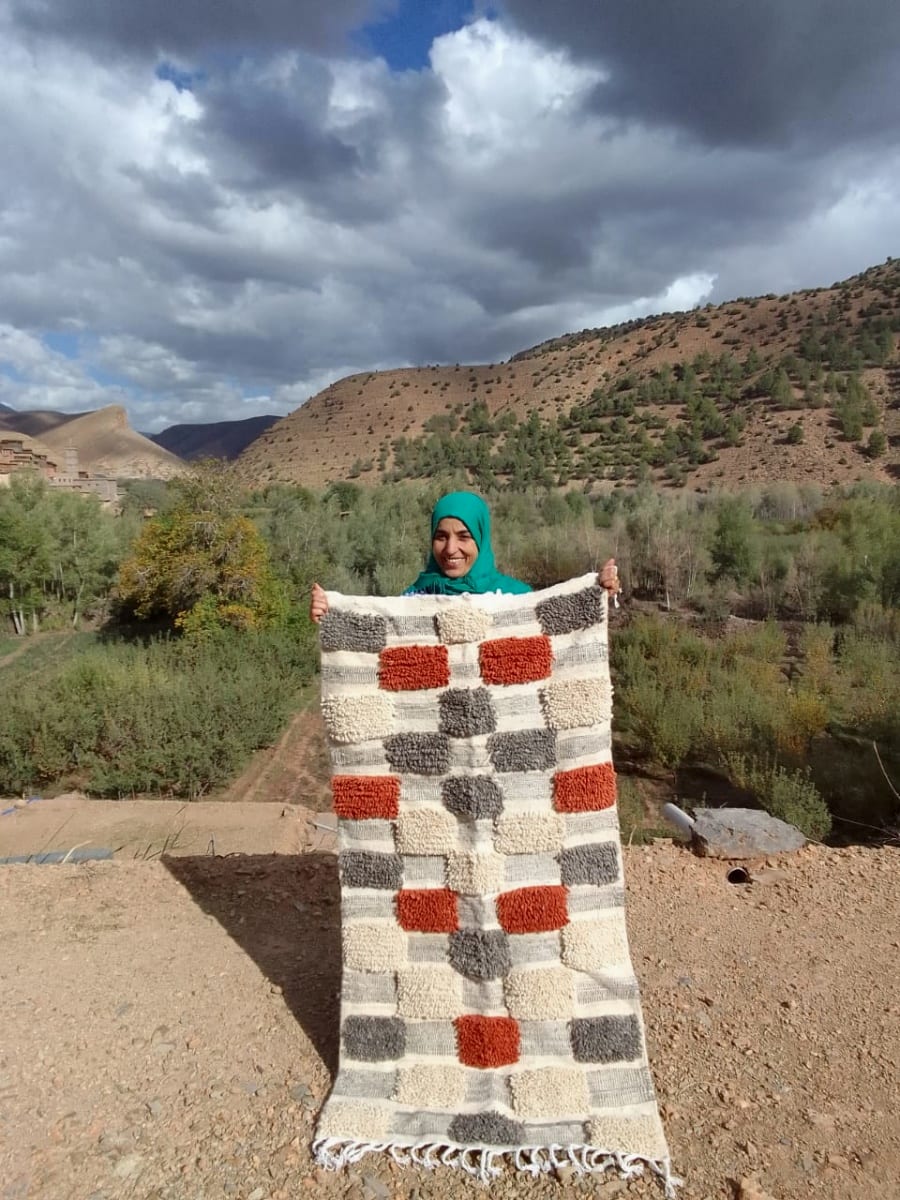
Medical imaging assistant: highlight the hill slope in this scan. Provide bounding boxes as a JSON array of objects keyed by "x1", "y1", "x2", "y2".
[
  {"x1": 148, "y1": 415, "x2": 281, "y2": 461},
  {"x1": 237, "y1": 259, "x2": 900, "y2": 491},
  {"x1": 0, "y1": 405, "x2": 183, "y2": 479}
]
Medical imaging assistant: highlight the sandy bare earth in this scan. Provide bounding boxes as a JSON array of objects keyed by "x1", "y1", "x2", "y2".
[{"x1": 0, "y1": 831, "x2": 898, "y2": 1200}]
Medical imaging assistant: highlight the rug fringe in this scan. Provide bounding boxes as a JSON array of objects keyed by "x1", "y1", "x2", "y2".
[{"x1": 313, "y1": 1137, "x2": 682, "y2": 1196}]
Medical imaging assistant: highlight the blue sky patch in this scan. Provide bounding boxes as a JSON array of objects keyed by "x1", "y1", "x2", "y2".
[
  {"x1": 359, "y1": 0, "x2": 478, "y2": 70},
  {"x1": 155, "y1": 60, "x2": 205, "y2": 92},
  {"x1": 42, "y1": 331, "x2": 81, "y2": 359}
]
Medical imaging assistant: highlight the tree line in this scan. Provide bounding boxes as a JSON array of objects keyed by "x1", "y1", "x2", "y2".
[{"x1": 1, "y1": 470, "x2": 897, "y2": 833}]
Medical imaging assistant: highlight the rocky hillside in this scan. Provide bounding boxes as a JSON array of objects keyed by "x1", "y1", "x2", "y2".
[
  {"x1": 0, "y1": 405, "x2": 183, "y2": 479},
  {"x1": 237, "y1": 259, "x2": 900, "y2": 491},
  {"x1": 148, "y1": 415, "x2": 280, "y2": 462}
]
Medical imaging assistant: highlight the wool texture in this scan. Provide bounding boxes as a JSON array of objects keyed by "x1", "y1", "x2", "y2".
[
  {"x1": 395, "y1": 808, "x2": 458, "y2": 855},
  {"x1": 441, "y1": 775, "x2": 503, "y2": 819},
  {"x1": 315, "y1": 575, "x2": 673, "y2": 1193},
  {"x1": 317, "y1": 1100, "x2": 391, "y2": 1140},
  {"x1": 479, "y1": 635, "x2": 554, "y2": 685},
  {"x1": 342, "y1": 1016, "x2": 406, "y2": 1062},
  {"x1": 321, "y1": 693, "x2": 394, "y2": 745},
  {"x1": 561, "y1": 916, "x2": 631, "y2": 971},
  {"x1": 438, "y1": 687, "x2": 497, "y2": 737},
  {"x1": 396, "y1": 888, "x2": 459, "y2": 933},
  {"x1": 509, "y1": 1067, "x2": 591, "y2": 1120},
  {"x1": 586, "y1": 1112, "x2": 670, "y2": 1160},
  {"x1": 553, "y1": 762, "x2": 618, "y2": 812},
  {"x1": 495, "y1": 885, "x2": 569, "y2": 933},
  {"x1": 435, "y1": 604, "x2": 494, "y2": 645},
  {"x1": 342, "y1": 923, "x2": 407, "y2": 973},
  {"x1": 503, "y1": 966, "x2": 575, "y2": 1020},
  {"x1": 394, "y1": 1064, "x2": 467, "y2": 1109},
  {"x1": 332, "y1": 774, "x2": 400, "y2": 820},
  {"x1": 539, "y1": 677, "x2": 611, "y2": 730},
  {"x1": 397, "y1": 966, "x2": 463, "y2": 1020},
  {"x1": 455, "y1": 1015, "x2": 521, "y2": 1068},
  {"x1": 379, "y1": 645, "x2": 450, "y2": 691},
  {"x1": 447, "y1": 929, "x2": 512, "y2": 981},
  {"x1": 494, "y1": 811, "x2": 564, "y2": 854},
  {"x1": 445, "y1": 850, "x2": 505, "y2": 895}
]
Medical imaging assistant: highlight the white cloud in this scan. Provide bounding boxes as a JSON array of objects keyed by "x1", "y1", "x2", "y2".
[
  {"x1": 431, "y1": 19, "x2": 601, "y2": 155},
  {"x1": 0, "y1": 7, "x2": 897, "y2": 431}
]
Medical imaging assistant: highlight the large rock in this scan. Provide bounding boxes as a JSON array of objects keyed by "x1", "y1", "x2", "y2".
[{"x1": 690, "y1": 807, "x2": 806, "y2": 859}]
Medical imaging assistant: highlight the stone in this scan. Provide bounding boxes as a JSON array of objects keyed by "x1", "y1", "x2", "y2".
[
  {"x1": 112, "y1": 1154, "x2": 144, "y2": 1180},
  {"x1": 360, "y1": 1173, "x2": 391, "y2": 1200},
  {"x1": 690, "y1": 808, "x2": 806, "y2": 859},
  {"x1": 737, "y1": 1179, "x2": 777, "y2": 1200}
]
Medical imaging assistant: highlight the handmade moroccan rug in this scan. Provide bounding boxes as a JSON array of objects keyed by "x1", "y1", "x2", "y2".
[{"x1": 313, "y1": 574, "x2": 677, "y2": 1195}]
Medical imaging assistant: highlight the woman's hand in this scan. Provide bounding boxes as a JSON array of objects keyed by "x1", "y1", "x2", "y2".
[
  {"x1": 598, "y1": 558, "x2": 620, "y2": 597},
  {"x1": 310, "y1": 582, "x2": 329, "y2": 623}
]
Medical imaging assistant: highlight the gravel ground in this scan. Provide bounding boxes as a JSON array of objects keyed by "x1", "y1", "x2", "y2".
[{"x1": 1, "y1": 840, "x2": 898, "y2": 1200}]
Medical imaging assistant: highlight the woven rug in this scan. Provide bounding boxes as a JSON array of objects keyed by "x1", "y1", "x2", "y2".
[{"x1": 313, "y1": 574, "x2": 676, "y2": 1195}]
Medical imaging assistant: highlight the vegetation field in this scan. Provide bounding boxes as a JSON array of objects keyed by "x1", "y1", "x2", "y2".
[{"x1": 1, "y1": 467, "x2": 897, "y2": 840}]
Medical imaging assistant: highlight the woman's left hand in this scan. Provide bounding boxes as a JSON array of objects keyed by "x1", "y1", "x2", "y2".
[{"x1": 598, "y1": 558, "x2": 620, "y2": 596}]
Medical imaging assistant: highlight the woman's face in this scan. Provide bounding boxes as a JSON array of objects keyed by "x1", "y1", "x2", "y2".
[{"x1": 432, "y1": 517, "x2": 478, "y2": 578}]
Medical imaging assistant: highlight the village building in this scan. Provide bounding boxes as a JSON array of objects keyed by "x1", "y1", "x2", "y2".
[{"x1": 0, "y1": 438, "x2": 120, "y2": 506}]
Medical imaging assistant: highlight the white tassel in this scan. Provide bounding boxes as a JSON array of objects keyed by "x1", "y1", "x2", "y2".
[{"x1": 312, "y1": 1137, "x2": 681, "y2": 1195}]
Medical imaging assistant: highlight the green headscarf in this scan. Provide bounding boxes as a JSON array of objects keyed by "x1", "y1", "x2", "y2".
[{"x1": 405, "y1": 492, "x2": 532, "y2": 596}]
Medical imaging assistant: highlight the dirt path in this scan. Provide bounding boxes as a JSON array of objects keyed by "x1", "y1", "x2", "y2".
[
  {"x1": 219, "y1": 695, "x2": 331, "y2": 812},
  {"x1": 0, "y1": 630, "x2": 75, "y2": 671},
  {"x1": 0, "y1": 793, "x2": 319, "y2": 860},
  {"x1": 1, "y1": 842, "x2": 897, "y2": 1200}
]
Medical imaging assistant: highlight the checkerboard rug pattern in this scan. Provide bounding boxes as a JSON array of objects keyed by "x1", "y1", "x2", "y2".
[{"x1": 313, "y1": 574, "x2": 676, "y2": 1194}]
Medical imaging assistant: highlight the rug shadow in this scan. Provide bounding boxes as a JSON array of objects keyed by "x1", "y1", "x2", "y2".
[{"x1": 164, "y1": 852, "x2": 341, "y2": 1076}]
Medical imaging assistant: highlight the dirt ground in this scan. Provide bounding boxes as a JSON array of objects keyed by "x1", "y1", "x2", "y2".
[{"x1": 1, "y1": 827, "x2": 898, "y2": 1200}]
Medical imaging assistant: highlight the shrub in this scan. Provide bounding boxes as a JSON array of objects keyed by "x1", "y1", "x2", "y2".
[
  {"x1": 725, "y1": 755, "x2": 832, "y2": 840},
  {"x1": 0, "y1": 629, "x2": 316, "y2": 797}
]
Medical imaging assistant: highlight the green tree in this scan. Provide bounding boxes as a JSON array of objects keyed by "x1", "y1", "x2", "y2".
[
  {"x1": 0, "y1": 475, "x2": 124, "y2": 634},
  {"x1": 709, "y1": 498, "x2": 760, "y2": 585},
  {"x1": 115, "y1": 463, "x2": 286, "y2": 635},
  {"x1": 0, "y1": 476, "x2": 53, "y2": 634}
]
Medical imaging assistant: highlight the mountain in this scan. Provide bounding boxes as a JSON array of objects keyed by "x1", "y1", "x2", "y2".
[
  {"x1": 148, "y1": 415, "x2": 281, "y2": 461},
  {"x1": 0, "y1": 402, "x2": 15, "y2": 414},
  {"x1": 0, "y1": 405, "x2": 183, "y2": 479},
  {"x1": 236, "y1": 259, "x2": 900, "y2": 492}
]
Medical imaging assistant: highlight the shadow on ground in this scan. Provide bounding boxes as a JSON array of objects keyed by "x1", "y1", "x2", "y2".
[{"x1": 164, "y1": 852, "x2": 342, "y2": 1074}]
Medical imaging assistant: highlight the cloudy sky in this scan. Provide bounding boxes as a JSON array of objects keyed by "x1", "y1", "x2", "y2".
[{"x1": 1, "y1": 0, "x2": 899, "y2": 431}]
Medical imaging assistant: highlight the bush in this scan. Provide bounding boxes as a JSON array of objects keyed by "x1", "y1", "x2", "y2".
[
  {"x1": 725, "y1": 755, "x2": 832, "y2": 840},
  {"x1": 0, "y1": 629, "x2": 317, "y2": 797}
]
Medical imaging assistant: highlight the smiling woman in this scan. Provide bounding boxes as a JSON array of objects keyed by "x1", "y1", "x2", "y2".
[
  {"x1": 309, "y1": 491, "x2": 619, "y2": 618},
  {"x1": 402, "y1": 492, "x2": 532, "y2": 596}
]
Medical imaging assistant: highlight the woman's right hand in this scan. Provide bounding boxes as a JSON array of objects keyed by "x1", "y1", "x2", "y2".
[{"x1": 310, "y1": 583, "x2": 329, "y2": 623}]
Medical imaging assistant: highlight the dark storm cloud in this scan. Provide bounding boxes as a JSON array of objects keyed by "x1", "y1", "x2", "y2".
[
  {"x1": 1, "y1": 6, "x2": 898, "y2": 432},
  {"x1": 500, "y1": 0, "x2": 900, "y2": 147},
  {"x1": 196, "y1": 59, "x2": 360, "y2": 189},
  {"x1": 9, "y1": 0, "x2": 397, "y2": 57}
]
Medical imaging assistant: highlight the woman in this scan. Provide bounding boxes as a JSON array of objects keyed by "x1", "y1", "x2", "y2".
[{"x1": 310, "y1": 491, "x2": 619, "y2": 620}]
